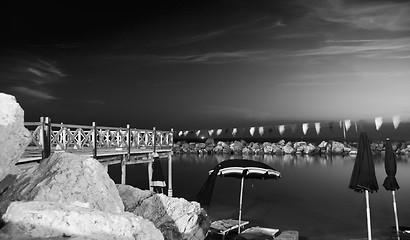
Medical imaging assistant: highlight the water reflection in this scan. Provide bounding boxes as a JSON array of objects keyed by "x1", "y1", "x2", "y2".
[
  {"x1": 179, "y1": 152, "x2": 410, "y2": 167},
  {"x1": 170, "y1": 153, "x2": 410, "y2": 240},
  {"x1": 111, "y1": 153, "x2": 410, "y2": 240}
]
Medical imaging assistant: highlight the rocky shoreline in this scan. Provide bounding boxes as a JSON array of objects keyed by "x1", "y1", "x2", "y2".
[
  {"x1": 173, "y1": 138, "x2": 410, "y2": 156},
  {"x1": 1, "y1": 93, "x2": 209, "y2": 240}
]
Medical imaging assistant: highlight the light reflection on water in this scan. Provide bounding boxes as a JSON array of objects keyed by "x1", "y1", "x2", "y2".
[{"x1": 110, "y1": 153, "x2": 410, "y2": 240}]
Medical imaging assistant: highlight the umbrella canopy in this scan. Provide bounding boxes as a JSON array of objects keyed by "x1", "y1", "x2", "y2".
[
  {"x1": 383, "y1": 139, "x2": 400, "y2": 191},
  {"x1": 349, "y1": 132, "x2": 379, "y2": 193},
  {"x1": 383, "y1": 138, "x2": 401, "y2": 240},
  {"x1": 151, "y1": 154, "x2": 166, "y2": 193},
  {"x1": 348, "y1": 132, "x2": 379, "y2": 240},
  {"x1": 197, "y1": 159, "x2": 281, "y2": 234},
  {"x1": 196, "y1": 159, "x2": 281, "y2": 206}
]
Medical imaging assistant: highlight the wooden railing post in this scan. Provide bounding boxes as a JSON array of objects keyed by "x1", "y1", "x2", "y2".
[
  {"x1": 40, "y1": 117, "x2": 45, "y2": 158},
  {"x1": 121, "y1": 154, "x2": 126, "y2": 185},
  {"x1": 42, "y1": 117, "x2": 51, "y2": 159},
  {"x1": 92, "y1": 122, "x2": 97, "y2": 159},
  {"x1": 168, "y1": 127, "x2": 173, "y2": 197},
  {"x1": 60, "y1": 122, "x2": 66, "y2": 150},
  {"x1": 168, "y1": 152, "x2": 173, "y2": 197},
  {"x1": 127, "y1": 124, "x2": 131, "y2": 160},
  {"x1": 153, "y1": 127, "x2": 156, "y2": 152}
]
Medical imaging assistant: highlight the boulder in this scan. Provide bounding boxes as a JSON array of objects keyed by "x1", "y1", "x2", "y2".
[
  {"x1": 181, "y1": 142, "x2": 190, "y2": 153},
  {"x1": 213, "y1": 145, "x2": 223, "y2": 153},
  {"x1": 195, "y1": 143, "x2": 206, "y2": 151},
  {"x1": 242, "y1": 147, "x2": 252, "y2": 155},
  {"x1": 305, "y1": 143, "x2": 316, "y2": 154},
  {"x1": 0, "y1": 93, "x2": 31, "y2": 182},
  {"x1": 263, "y1": 145, "x2": 273, "y2": 154},
  {"x1": 0, "y1": 201, "x2": 163, "y2": 240},
  {"x1": 331, "y1": 141, "x2": 345, "y2": 154},
  {"x1": 205, "y1": 138, "x2": 215, "y2": 148},
  {"x1": 0, "y1": 152, "x2": 124, "y2": 216},
  {"x1": 283, "y1": 143, "x2": 295, "y2": 154},
  {"x1": 117, "y1": 184, "x2": 210, "y2": 240},
  {"x1": 116, "y1": 184, "x2": 154, "y2": 212}
]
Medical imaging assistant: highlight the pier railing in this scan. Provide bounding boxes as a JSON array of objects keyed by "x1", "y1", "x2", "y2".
[{"x1": 22, "y1": 117, "x2": 174, "y2": 161}]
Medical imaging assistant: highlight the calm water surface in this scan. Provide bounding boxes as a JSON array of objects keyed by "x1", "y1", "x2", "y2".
[{"x1": 109, "y1": 153, "x2": 410, "y2": 240}]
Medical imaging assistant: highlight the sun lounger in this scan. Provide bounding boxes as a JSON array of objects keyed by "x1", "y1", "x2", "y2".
[
  {"x1": 241, "y1": 227, "x2": 279, "y2": 237},
  {"x1": 209, "y1": 219, "x2": 249, "y2": 238}
]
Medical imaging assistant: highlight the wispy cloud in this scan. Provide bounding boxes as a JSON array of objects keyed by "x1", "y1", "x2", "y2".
[
  {"x1": 1, "y1": 57, "x2": 66, "y2": 85},
  {"x1": 26, "y1": 59, "x2": 66, "y2": 85},
  {"x1": 289, "y1": 37, "x2": 410, "y2": 59},
  {"x1": 103, "y1": 35, "x2": 410, "y2": 66},
  {"x1": 12, "y1": 87, "x2": 58, "y2": 100},
  {"x1": 163, "y1": 16, "x2": 271, "y2": 47},
  {"x1": 272, "y1": 33, "x2": 316, "y2": 40},
  {"x1": 308, "y1": 0, "x2": 410, "y2": 31}
]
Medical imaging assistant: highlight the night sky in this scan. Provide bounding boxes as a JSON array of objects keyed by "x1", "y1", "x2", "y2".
[{"x1": 1, "y1": 1, "x2": 410, "y2": 134}]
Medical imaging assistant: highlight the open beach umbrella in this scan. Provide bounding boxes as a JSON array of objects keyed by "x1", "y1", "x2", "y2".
[
  {"x1": 349, "y1": 132, "x2": 379, "y2": 240},
  {"x1": 383, "y1": 138, "x2": 400, "y2": 239},
  {"x1": 196, "y1": 159, "x2": 281, "y2": 233}
]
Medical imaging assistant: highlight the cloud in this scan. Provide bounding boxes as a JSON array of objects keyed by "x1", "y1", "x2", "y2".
[
  {"x1": 0, "y1": 56, "x2": 66, "y2": 85},
  {"x1": 308, "y1": 0, "x2": 410, "y2": 31},
  {"x1": 27, "y1": 59, "x2": 66, "y2": 84},
  {"x1": 12, "y1": 87, "x2": 58, "y2": 100},
  {"x1": 272, "y1": 33, "x2": 316, "y2": 40},
  {"x1": 163, "y1": 16, "x2": 271, "y2": 47},
  {"x1": 289, "y1": 37, "x2": 410, "y2": 59}
]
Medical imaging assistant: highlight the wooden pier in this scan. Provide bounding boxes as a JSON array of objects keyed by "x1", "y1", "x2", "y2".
[{"x1": 18, "y1": 117, "x2": 174, "y2": 196}]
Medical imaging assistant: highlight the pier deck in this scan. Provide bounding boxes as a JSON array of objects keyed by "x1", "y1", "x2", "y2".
[{"x1": 18, "y1": 117, "x2": 174, "y2": 196}]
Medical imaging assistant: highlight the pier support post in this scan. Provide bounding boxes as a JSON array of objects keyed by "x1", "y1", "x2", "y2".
[
  {"x1": 148, "y1": 157, "x2": 153, "y2": 191},
  {"x1": 92, "y1": 122, "x2": 97, "y2": 159},
  {"x1": 121, "y1": 154, "x2": 126, "y2": 185},
  {"x1": 168, "y1": 152, "x2": 173, "y2": 197}
]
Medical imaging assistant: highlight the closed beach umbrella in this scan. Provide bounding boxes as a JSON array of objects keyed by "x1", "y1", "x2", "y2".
[
  {"x1": 196, "y1": 159, "x2": 281, "y2": 233},
  {"x1": 349, "y1": 132, "x2": 379, "y2": 240},
  {"x1": 151, "y1": 153, "x2": 166, "y2": 193},
  {"x1": 383, "y1": 138, "x2": 400, "y2": 239}
]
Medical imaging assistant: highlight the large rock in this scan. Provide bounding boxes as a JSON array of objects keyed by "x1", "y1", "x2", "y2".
[
  {"x1": 0, "y1": 201, "x2": 163, "y2": 240},
  {"x1": 117, "y1": 184, "x2": 210, "y2": 240},
  {"x1": 0, "y1": 152, "x2": 124, "y2": 216},
  {"x1": 0, "y1": 93, "x2": 31, "y2": 182},
  {"x1": 331, "y1": 141, "x2": 345, "y2": 154}
]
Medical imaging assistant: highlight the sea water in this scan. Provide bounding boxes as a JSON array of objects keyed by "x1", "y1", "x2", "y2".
[{"x1": 109, "y1": 153, "x2": 410, "y2": 240}]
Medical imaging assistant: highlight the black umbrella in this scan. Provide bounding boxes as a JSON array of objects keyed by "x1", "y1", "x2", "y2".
[
  {"x1": 349, "y1": 132, "x2": 379, "y2": 240},
  {"x1": 196, "y1": 159, "x2": 281, "y2": 233},
  {"x1": 151, "y1": 153, "x2": 166, "y2": 193},
  {"x1": 383, "y1": 138, "x2": 400, "y2": 239}
]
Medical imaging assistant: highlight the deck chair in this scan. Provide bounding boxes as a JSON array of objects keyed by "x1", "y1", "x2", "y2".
[{"x1": 208, "y1": 219, "x2": 250, "y2": 239}]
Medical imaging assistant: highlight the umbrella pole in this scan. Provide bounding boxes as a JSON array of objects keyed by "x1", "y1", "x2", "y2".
[
  {"x1": 365, "y1": 190, "x2": 372, "y2": 240},
  {"x1": 392, "y1": 190, "x2": 400, "y2": 240},
  {"x1": 238, "y1": 176, "x2": 245, "y2": 234}
]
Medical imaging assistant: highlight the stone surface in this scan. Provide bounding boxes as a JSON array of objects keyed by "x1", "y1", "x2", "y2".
[
  {"x1": 0, "y1": 201, "x2": 163, "y2": 240},
  {"x1": 0, "y1": 93, "x2": 31, "y2": 182},
  {"x1": 0, "y1": 152, "x2": 124, "y2": 216},
  {"x1": 116, "y1": 184, "x2": 154, "y2": 212},
  {"x1": 276, "y1": 230, "x2": 299, "y2": 240},
  {"x1": 117, "y1": 184, "x2": 210, "y2": 240}
]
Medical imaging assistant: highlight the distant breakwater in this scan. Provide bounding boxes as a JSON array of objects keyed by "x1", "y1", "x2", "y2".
[{"x1": 173, "y1": 138, "x2": 410, "y2": 156}]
